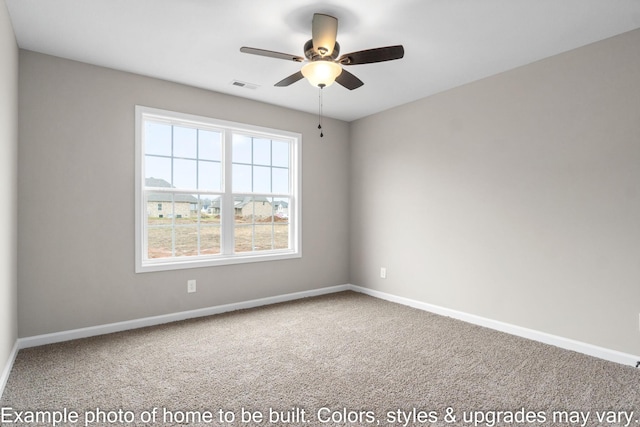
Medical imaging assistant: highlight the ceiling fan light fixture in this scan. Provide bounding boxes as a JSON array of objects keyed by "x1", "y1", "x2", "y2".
[{"x1": 301, "y1": 60, "x2": 342, "y2": 88}]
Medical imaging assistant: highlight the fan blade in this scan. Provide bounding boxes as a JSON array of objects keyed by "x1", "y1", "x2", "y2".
[
  {"x1": 275, "y1": 71, "x2": 305, "y2": 87},
  {"x1": 338, "y1": 45, "x2": 404, "y2": 65},
  {"x1": 335, "y1": 69, "x2": 364, "y2": 90},
  {"x1": 240, "y1": 47, "x2": 304, "y2": 63},
  {"x1": 312, "y1": 13, "x2": 338, "y2": 57}
]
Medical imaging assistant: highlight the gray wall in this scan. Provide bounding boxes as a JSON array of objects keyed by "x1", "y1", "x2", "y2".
[
  {"x1": 0, "y1": 0, "x2": 18, "y2": 371},
  {"x1": 350, "y1": 29, "x2": 640, "y2": 355},
  {"x1": 0, "y1": 2, "x2": 18, "y2": 374},
  {"x1": 17, "y1": 51, "x2": 350, "y2": 337}
]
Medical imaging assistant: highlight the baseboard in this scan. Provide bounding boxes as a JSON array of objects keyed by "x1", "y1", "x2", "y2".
[
  {"x1": 349, "y1": 285, "x2": 640, "y2": 367},
  {"x1": 18, "y1": 284, "x2": 350, "y2": 350},
  {"x1": 0, "y1": 340, "x2": 19, "y2": 399}
]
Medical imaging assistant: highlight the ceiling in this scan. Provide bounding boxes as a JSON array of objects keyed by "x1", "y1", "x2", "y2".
[{"x1": 5, "y1": 0, "x2": 640, "y2": 122}]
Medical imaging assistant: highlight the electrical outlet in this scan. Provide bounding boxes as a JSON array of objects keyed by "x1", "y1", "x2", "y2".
[
  {"x1": 187, "y1": 279, "x2": 197, "y2": 293},
  {"x1": 380, "y1": 267, "x2": 387, "y2": 279}
]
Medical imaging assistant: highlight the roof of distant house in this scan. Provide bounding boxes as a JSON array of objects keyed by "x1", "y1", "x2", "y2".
[{"x1": 145, "y1": 178, "x2": 199, "y2": 203}]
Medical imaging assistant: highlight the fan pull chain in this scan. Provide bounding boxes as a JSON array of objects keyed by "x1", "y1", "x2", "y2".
[{"x1": 318, "y1": 84, "x2": 325, "y2": 138}]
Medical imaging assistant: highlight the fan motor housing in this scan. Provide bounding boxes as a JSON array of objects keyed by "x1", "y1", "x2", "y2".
[{"x1": 304, "y1": 39, "x2": 340, "y2": 61}]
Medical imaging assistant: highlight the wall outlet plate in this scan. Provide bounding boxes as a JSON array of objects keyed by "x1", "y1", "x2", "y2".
[{"x1": 187, "y1": 280, "x2": 197, "y2": 293}]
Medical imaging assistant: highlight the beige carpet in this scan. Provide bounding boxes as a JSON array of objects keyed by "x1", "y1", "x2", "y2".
[{"x1": 2, "y1": 291, "x2": 640, "y2": 426}]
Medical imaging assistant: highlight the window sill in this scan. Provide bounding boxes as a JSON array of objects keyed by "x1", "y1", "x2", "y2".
[{"x1": 135, "y1": 250, "x2": 301, "y2": 273}]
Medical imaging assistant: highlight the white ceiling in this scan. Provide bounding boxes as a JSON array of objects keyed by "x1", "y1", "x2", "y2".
[{"x1": 5, "y1": 0, "x2": 640, "y2": 122}]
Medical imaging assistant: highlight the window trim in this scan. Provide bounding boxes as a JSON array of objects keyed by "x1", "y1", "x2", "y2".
[{"x1": 135, "y1": 105, "x2": 302, "y2": 273}]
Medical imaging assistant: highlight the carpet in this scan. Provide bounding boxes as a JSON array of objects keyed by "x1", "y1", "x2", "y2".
[{"x1": 2, "y1": 291, "x2": 639, "y2": 426}]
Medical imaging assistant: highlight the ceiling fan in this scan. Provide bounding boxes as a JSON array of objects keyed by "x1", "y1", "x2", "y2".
[{"x1": 240, "y1": 13, "x2": 405, "y2": 90}]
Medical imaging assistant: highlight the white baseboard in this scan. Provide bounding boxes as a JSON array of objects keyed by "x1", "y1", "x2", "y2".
[
  {"x1": 17, "y1": 284, "x2": 350, "y2": 350},
  {"x1": 349, "y1": 285, "x2": 640, "y2": 367},
  {"x1": 5, "y1": 282, "x2": 638, "y2": 398},
  {"x1": 0, "y1": 340, "x2": 19, "y2": 399}
]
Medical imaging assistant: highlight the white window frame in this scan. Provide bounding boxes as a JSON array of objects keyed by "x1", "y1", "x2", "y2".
[{"x1": 135, "y1": 106, "x2": 302, "y2": 273}]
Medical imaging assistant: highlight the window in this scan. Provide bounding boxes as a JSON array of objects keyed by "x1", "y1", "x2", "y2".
[{"x1": 135, "y1": 106, "x2": 301, "y2": 272}]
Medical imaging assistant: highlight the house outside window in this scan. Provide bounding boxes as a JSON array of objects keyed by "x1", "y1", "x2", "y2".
[{"x1": 135, "y1": 106, "x2": 301, "y2": 272}]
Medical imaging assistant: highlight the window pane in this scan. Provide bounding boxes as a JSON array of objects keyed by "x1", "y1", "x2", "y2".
[
  {"x1": 272, "y1": 140, "x2": 289, "y2": 167},
  {"x1": 173, "y1": 193, "x2": 199, "y2": 218},
  {"x1": 253, "y1": 138, "x2": 271, "y2": 166},
  {"x1": 173, "y1": 126, "x2": 197, "y2": 158},
  {"x1": 147, "y1": 227, "x2": 172, "y2": 259},
  {"x1": 199, "y1": 130, "x2": 221, "y2": 161},
  {"x1": 235, "y1": 196, "x2": 253, "y2": 220},
  {"x1": 145, "y1": 156, "x2": 171, "y2": 184},
  {"x1": 272, "y1": 167, "x2": 289, "y2": 194},
  {"x1": 233, "y1": 164, "x2": 252, "y2": 192},
  {"x1": 234, "y1": 224, "x2": 253, "y2": 252},
  {"x1": 175, "y1": 226, "x2": 198, "y2": 256},
  {"x1": 235, "y1": 196, "x2": 272, "y2": 220},
  {"x1": 232, "y1": 134, "x2": 252, "y2": 163},
  {"x1": 146, "y1": 191, "x2": 173, "y2": 218},
  {"x1": 254, "y1": 225, "x2": 273, "y2": 250},
  {"x1": 200, "y1": 225, "x2": 221, "y2": 255},
  {"x1": 145, "y1": 122, "x2": 171, "y2": 156},
  {"x1": 273, "y1": 197, "x2": 289, "y2": 219},
  {"x1": 253, "y1": 166, "x2": 271, "y2": 193},
  {"x1": 274, "y1": 223, "x2": 289, "y2": 249},
  {"x1": 198, "y1": 160, "x2": 221, "y2": 191},
  {"x1": 232, "y1": 197, "x2": 282, "y2": 253},
  {"x1": 146, "y1": 191, "x2": 173, "y2": 258},
  {"x1": 202, "y1": 195, "x2": 222, "y2": 218},
  {"x1": 174, "y1": 158, "x2": 197, "y2": 189},
  {"x1": 253, "y1": 197, "x2": 273, "y2": 220}
]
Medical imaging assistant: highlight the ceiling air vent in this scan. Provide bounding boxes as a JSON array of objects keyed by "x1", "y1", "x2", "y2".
[{"x1": 230, "y1": 80, "x2": 259, "y2": 90}]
